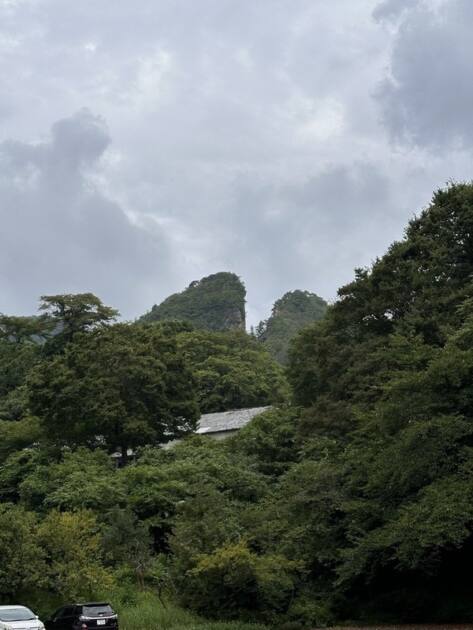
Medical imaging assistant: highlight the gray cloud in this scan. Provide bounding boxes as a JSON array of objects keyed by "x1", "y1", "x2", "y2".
[
  {"x1": 377, "y1": 0, "x2": 473, "y2": 149},
  {"x1": 220, "y1": 162, "x2": 416, "y2": 322},
  {"x1": 0, "y1": 0, "x2": 472, "y2": 325},
  {"x1": 372, "y1": 0, "x2": 417, "y2": 23},
  {"x1": 0, "y1": 110, "x2": 176, "y2": 317}
]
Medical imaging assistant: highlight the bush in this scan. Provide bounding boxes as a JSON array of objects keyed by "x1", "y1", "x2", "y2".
[{"x1": 181, "y1": 541, "x2": 299, "y2": 622}]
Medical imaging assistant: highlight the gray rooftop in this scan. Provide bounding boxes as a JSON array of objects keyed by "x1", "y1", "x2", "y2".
[{"x1": 196, "y1": 406, "x2": 270, "y2": 435}]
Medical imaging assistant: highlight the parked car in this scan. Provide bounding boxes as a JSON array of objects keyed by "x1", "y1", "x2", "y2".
[
  {"x1": 45, "y1": 603, "x2": 118, "y2": 630},
  {"x1": 0, "y1": 605, "x2": 45, "y2": 630}
]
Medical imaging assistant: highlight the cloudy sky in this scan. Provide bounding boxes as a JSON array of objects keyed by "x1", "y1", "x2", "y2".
[{"x1": 1, "y1": 0, "x2": 472, "y2": 325}]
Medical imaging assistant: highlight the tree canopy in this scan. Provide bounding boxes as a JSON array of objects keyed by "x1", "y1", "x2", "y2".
[
  {"x1": 40, "y1": 292, "x2": 119, "y2": 351},
  {"x1": 175, "y1": 329, "x2": 288, "y2": 413},
  {"x1": 283, "y1": 183, "x2": 473, "y2": 620},
  {"x1": 28, "y1": 323, "x2": 199, "y2": 454}
]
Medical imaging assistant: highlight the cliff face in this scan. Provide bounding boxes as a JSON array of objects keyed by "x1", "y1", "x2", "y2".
[
  {"x1": 140, "y1": 272, "x2": 246, "y2": 332},
  {"x1": 256, "y1": 290, "x2": 327, "y2": 364}
]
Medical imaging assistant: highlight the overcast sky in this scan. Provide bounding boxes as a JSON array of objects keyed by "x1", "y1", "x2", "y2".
[{"x1": 1, "y1": 0, "x2": 472, "y2": 325}]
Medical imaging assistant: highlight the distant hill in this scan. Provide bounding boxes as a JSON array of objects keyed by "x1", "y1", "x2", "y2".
[
  {"x1": 140, "y1": 272, "x2": 246, "y2": 332},
  {"x1": 256, "y1": 290, "x2": 327, "y2": 363}
]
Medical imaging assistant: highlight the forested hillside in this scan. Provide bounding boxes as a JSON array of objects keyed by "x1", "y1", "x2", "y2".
[
  {"x1": 256, "y1": 290, "x2": 327, "y2": 363},
  {"x1": 3, "y1": 183, "x2": 473, "y2": 627},
  {"x1": 140, "y1": 272, "x2": 246, "y2": 331}
]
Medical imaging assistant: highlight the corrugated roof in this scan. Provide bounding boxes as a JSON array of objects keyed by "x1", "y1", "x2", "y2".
[{"x1": 196, "y1": 406, "x2": 270, "y2": 434}]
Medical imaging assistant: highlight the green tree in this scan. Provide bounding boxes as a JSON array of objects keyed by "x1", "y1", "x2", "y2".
[
  {"x1": 0, "y1": 448, "x2": 45, "y2": 502},
  {"x1": 176, "y1": 329, "x2": 288, "y2": 413},
  {"x1": 0, "y1": 416, "x2": 43, "y2": 462},
  {"x1": 289, "y1": 184, "x2": 473, "y2": 415},
  {"x1": 0, "y1": 336, "x2": 41, "y2": 420},
  {"x1": 283, "y1": 183, "x2": 473, "y2": 621},
  {"x1": 40, "y1": 293, "x2": 118, "y2": 351},
  {"x1": 0, "y1": 504, "x2": 46, "y2": 597},
  {"x1": 19, "y1": 448, "x2": 125, "y2": 512},
  {"x1": 28, "y1": 323, "x2": 199, "y2": 456},
  {"x1": 38, "y1": 510, "x2": 114, "y2": 600},
  {"x1": 101, "y1": 507, "x2": 154, "y2": 588},
  {"x1": 185, "y1": 540, "x2": 300, "y2": 621},
  {"x1": 229, "y1": 406, "x2": 300, "y2": 477},
  {"x1": 123, "y1": 437, "x2": 268, "y2": 552}
]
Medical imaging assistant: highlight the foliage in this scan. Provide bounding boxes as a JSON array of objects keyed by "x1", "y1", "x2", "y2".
[
  {"x1": 256, "y1": 290, "x2": 327, "y2": 364},
  {"x1": 6, "y1": 184, "x2": 473, "y2": 626},
  {"x1": 284, "y1": 183, "x2": 473, "y2": 620},
  {"x1": 227, "y1": 406, "x2": 300, "y2": 477},
  {"x1": 0, "y1": 504, "x2": 112, "y2": 604},
  {"x1": 38, "y1": 509, "x2": 114, "y2": 599},
  {"x1": 176, "y1": 330, "x2": 288, "y2": 412},
  {"x1": 28, "y1": 323, "x2": 199, "y2": 454},
  {"x1": 0, "y1": 416, "x2": 43, "y2": 461},
  {"x1": 125, "y1": 437, "x2": 268, "y2": 554},
  {"x1": 0, "y1": 504, "x2": 45, "y2": 597},
  {"x1": 0, "y1": 448, "x2": 44, "y2": 502},
  {"x1": 140, "y1": 272, "x2": 246, "y2": 332},
  {"x1": 0, "y1": 337, "x2": 40, "y2": 420},
  {"x1": 0, "y1": 314, "x2": 48, "y2": 344},
  {"x1": 18, "y1": 448, "x2": 124, "y2": 511},
  {"x1": 40, "y1": 292, "x2": 118, "y2": 352},
  {"x1": 185, "y1": 541, "x2": 300, "y2": 621}
]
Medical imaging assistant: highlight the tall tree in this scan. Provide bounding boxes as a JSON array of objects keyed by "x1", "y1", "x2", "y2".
[
  {"x1": 40, "y1": 293, "x2": 118, "y2": 351},
  {"x1": 28, "y1": 323, "x2": 199, "y2": 456},
  {"x1": 175, "y1": 329, "x2": 288, "y2": 413}
]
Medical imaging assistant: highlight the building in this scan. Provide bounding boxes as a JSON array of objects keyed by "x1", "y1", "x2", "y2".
[
  {"x1": 196, "y1": 406, "x2": 270, "y2": 440},
  {"x1": 114, "y1": 406, "x2": 272, "y2": 458}
]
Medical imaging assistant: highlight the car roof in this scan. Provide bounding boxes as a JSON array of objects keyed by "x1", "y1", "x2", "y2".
[{"x1": 0, "y1": 606, "x2": 29, "y2": 609}]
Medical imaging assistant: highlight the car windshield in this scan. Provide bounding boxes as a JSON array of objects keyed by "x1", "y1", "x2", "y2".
[
  {"x1": 0, "y1": 607, "x2": 36, "y2": 621},
  {"x1": 83, "y1": 605, "x2": 114, "y2": 617}
]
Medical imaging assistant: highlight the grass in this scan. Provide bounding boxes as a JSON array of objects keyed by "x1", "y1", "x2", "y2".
[
  {"x1": 114, "y1": 591, "x2": 267, "y2": 630},
  {"x1": 19, "y1": 586, "x2": 267, "y2": 630}
]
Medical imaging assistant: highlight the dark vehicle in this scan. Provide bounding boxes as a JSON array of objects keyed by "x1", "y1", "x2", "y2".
[{"x1": 45, "y1": 603, "x2": 118, "y2": 630}]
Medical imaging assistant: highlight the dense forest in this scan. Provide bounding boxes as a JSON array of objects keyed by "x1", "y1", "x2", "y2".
[{"x1": 3, "y1": 183, "x2": 473, "y2": 628}]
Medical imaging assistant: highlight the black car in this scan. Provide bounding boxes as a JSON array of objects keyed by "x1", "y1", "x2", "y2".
[{"x1": 45, "y1": 603, "x2": 118, "y2": 630}]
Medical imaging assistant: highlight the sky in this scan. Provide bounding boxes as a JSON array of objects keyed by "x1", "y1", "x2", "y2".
[{"x1": 1, "y1": 0, "x2": 473, "y2": 326}]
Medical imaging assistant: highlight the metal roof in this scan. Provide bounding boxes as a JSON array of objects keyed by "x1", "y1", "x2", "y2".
[{"x1": 196, "y1": 406, "x2": 270, "y2": 435}]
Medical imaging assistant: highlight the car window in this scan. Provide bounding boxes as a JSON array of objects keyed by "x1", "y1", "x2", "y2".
[
  {"x1": 83, "y1": 605, "x2": 114, "y2": 617},
  {"x1": 0, "y1": 607, "x2": 36, "y2": 621}
]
